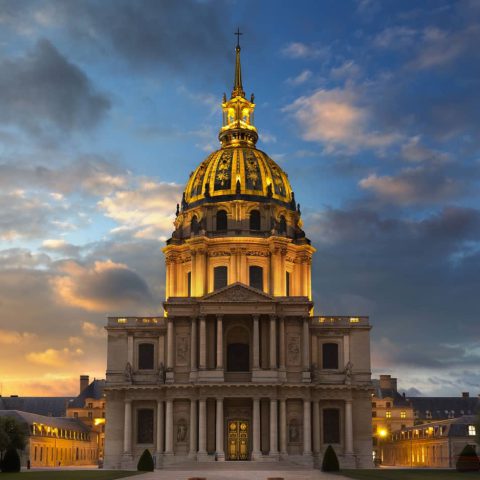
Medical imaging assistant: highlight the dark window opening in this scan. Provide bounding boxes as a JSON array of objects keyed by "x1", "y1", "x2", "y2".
[
  {"x1": 216, "y1": 210, "x2": 227, "y2": 231},
  {"x1": 249, "y1": 210, "x2": 261, "y2": 230},
  {"x1": 249, "y1": 265, "x2": 263, "y2": 291},
  {"x1": 227, "y1": 343, "x2": 250, "y2": 372},
  {"x1": 137, "y1": 409, "x2": 154, "y2": 444},
  {"x1": 286, "y1": 271, "x2": 290, "y2": 296},
  {"x1": 322, "y1": 343, "x2": 339, "y2": 369},
  {"x1": 323, "y1": 408, "x2": 340, "y2": 444},
  {"x1": 191, "y1": 215, "x2": 199, "y2": 235},
  {"x1": 214, "y1": 266, "x2": 228, "y2": 290},
  {"x1": 138, "y1": 343, "x2": 154, "y2": 370},
  {"x1": 187, "y1": 271, "x2": 191, "y2": 297},
  {"x1": 279, "y1": 215, "x2": 287, "y2": 234}
]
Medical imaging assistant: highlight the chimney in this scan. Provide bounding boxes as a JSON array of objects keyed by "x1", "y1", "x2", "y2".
[
  {"x1": 462, "y1": 392, "x2": 469, "y2": 398},
  {"x1": 80, "y1": 375, "x2": 89, "y2": 394},
  {"x1": 379, "y1": 375, "x2": 397, "y2": 391}
]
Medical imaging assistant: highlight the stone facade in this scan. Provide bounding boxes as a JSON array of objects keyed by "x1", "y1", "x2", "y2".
[{"x1": 104, "y1": 39, "x2": 374, "y2": 470}]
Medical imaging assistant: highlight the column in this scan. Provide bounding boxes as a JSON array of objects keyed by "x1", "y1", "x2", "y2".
[
  {"x1": 198, "y1": 398, "x2": 207, "y2": 456},
  {"x1": 215, "y1": 398, "x2": 225, "y2": 460},
  {"x1": 252, "y1": 398, "x2": 261, "y2": 457},
  {"x1": 302, "y1": 317, "x2": 310, "y2": 370},
  {"x1": 279, "y1": 316, "x2": 286, "y2": 370},
  {"x1": 345, "y1": 400, "x2": 354, "y2": 454},
  {"x1": 216, "y1": 315, "x2": 223, "y2": 369},
  {"x1": 303, "y1": 399, "x2": 312, "y2": 455},
  {"x1": 127, "y1": 335, "x2": 133, "y2": 365},
  {"x1": 165, "y1": 399, "x2": 173, "y2": 454},
  {"x1": 279, "y1": 399, "x2": 287, "y2": 455},
  {"x1": 156, "y1": 400, "x2": 164, "y2": 454},
  {"x1": 189, "y1": 399, "x2": 197, "y2": 457},
  {"x1": 269, "y1": 399, "x2": 278, "y2": 456},
  {"x1": 269, "y1": 315, "x2": 277, "y2": 369},
  {"x1": 123, "y1": 399, "x2": 132, "y2": 454},
  {"x1": 199, "y1": 316, "x2": 206, "y2": 370},
  {"x1": 312, "y1": 400, "x2": 320, "y2": 454},
  {"x1": 253, "y1": 315, "x2": 260, "y2": 369},
  {"x1": 190, "y1": 318, "x2": 197, "y2": 371},
  {"x1": 166, "y1": 318, "x2": 174, "y2": 369}
]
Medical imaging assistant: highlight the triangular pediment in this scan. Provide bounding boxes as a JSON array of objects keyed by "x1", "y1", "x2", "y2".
[{"x1": 201, "y1": 282, "x2": 274, "y2": 303}]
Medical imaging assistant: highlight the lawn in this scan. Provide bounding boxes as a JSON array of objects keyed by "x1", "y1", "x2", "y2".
[
  {"x1": 0, "y1": 472, "x2": 143, "y2": 480},
  {"x1": 339, "y1": 469, "x2": 480, "y2": 480}
]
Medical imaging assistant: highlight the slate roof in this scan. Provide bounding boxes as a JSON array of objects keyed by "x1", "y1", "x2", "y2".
[
  {"x1": 395, "y1": 415, "x2": 478, "y2": 438},
  {"x1": 407, "y1": 396, "x2": 480, "y2": 420},
  {"x1": 372, "y1": 379, "x2": 412, "y2": 406},
  {"x1": 0, "y1": 396, "x2": 73, "y2": 417},
  {"x1": 0, "y1": 410, "x2": 90, "y2": 433},
  {"x1": 68, "y1": 379, "x2": 106, "y2": 408}
]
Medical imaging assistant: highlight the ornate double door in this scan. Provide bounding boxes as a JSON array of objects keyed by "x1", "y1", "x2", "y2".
[{"x1": 227, "y1": 420, "x2": 249, "y2": 460}]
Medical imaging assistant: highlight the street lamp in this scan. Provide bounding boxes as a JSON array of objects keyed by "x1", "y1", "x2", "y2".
[{"x1": 378, "y1": 428, "x2": 388, "y2": 465}]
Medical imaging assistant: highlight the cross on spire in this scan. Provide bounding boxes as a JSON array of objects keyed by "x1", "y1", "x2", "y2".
[{"x1": 235, "y1": 28, "x2": 243, "y2": 48}]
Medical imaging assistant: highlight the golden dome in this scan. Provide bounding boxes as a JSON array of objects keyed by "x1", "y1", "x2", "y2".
[{"x1": 184, "y1": 146, "x2": 295, "y2": 208}]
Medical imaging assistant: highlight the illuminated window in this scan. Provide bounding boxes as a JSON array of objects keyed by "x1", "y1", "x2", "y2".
[
  {"x1": 469, "y1": 425, "x2": 476, "y2": 436},
  {"x1": 386, "y1": 411, "x2": 392, "y2": 418},
  {"x1": 350, "y1": 317, "x2": 359, "y2": 323},
  {"x1": 214, "y1": 266, "x2": 228, "y2": 290},
  {"x1": 401, "y1": 411, "x2": 406, "y2": 419},
  {"x1": 249, "y1": 266, "x2": 263, "y2": 291},
  {"x1": 117, "y1": 318, "x2": 127, "y2": 324}
]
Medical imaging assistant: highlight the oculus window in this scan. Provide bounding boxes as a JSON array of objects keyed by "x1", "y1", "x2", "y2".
[{"x1": 138, "y1": 343, "x2": 154, "y2": 370}]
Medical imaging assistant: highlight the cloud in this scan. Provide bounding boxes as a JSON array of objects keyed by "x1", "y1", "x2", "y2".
[
  {"x1": 401, "y1": 136, "x2": 451, "y2": 164},
  {"x1": 42, "y1": 239, "x2": 80, "y2": 257},
  {"x1": 0, "y1": 248, "x2": 51, "y2": 269},
  {"x1": 82, "y1": 321, "x2": 105, "y2": 338},
  {"x1": 98, "y1": 179, "x2": 182, "y2": 239},
  {"x1": 373, "y1": 26, "x2": 417, "y2": 49},
  {"x1": 359, "y1": 167, "x2": 463, "y2": 205},
  {"x1": 0, "y1": 39, "x2": 110, "y2": 136},
  {"x1": 330, "y1": 61, "x2": 361, "y2": 80},
  {"x1": 284, "y1": 88, "x2": 400, "y2": 152},
  {"x1": 0, "y1": 329, "x2": 36, "y2": 345},
  {"x1": 26, "y1": 347, "x2": 84, "y2": 367},
  {"x1": 281, "y1": 42, "x2": 329, "y2": 59},
  {"x1": 51, "y1": 259, "x2": 152, "y2": 312},
  {"x1": 285, "y1": 69, "x2": 312, "y2": 86}
]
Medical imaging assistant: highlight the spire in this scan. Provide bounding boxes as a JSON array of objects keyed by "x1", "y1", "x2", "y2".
[{"x1": 232, "y1": 28, "x2": 245, "y2": 98}]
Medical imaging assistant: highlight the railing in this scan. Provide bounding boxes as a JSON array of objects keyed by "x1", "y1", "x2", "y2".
[
  {"x1": 312, "y1": 316, "x2": 369, "y2": 326},
  {"x1": 107, "y1": 317, "x2": 166, "y2": 327}
]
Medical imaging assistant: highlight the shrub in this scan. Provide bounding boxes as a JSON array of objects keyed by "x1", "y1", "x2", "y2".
[
  {"x1": 1, "y1": 447, "x2": 21, "y2": 472},
  {"x1": 137, "y1": 448, "x2": 154, "y2": 472},
  {"x1": 321, "y1": 444, "x2": 340, "y2": 472},
  {"x1": 456, "y1": 444, "x2": 480, "y2": 472}
]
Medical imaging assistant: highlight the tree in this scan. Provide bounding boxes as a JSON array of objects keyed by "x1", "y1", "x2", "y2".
[
  {"x1": 456, "y1": 444, "x2": 480, "y2": 472},
  {"x1": 322, "y1": 445, "x2": 340, "y2": 472},
  {"x1": 137, "y1": 449, "x2": 154, "y2": 471},
  {"x1": 0, "y1": 417, "x2": 27, "y2": 460},
  {"x1": 1, "y1": 447, "x2": 21, "y2": 473}
]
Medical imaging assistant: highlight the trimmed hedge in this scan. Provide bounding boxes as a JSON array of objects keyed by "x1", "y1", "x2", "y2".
[
  {"x1": 321, "y1": 444, "x2": 340, "y2": 472},
  {"x1": 1, "y1": 447, "x2": 21, "y2": 472},
  {"x1": 137, "y1": 448, "x2": 154, "y2": 472}
]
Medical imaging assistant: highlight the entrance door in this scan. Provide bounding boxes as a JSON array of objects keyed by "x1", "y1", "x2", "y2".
[{"x1": 227, "y1": 420, "x2": 249, "y2": 460}]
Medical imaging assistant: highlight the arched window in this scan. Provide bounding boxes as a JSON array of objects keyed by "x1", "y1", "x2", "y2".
[
  {"x1": 191, "y1": 215, "x2": 199, "y2": 235},
  {"x1": 322, "y1": 343, "x2": 339, "y2": 369},
  {"x1": 226, "y1": 326, "x2": 250, "y2": 372},
  {"x1": 279, "y1": 215, "x2": 287, "y2": 234},
  {"x1": 138, "y1": 343, "x2": 154, "y2": 370},
  {"x1": 249, "y1": 266, "x2": 263, "y2": 291},
  {"x1": 214, "y1": 266, "x2": 228, "y2": 290},
  {"x1": 249, "y1": 210, "x2": 261, "y2": 230},
  {"x1": 323, "y1": 408, "x2": 340, "y2": 444},
  {"x1": 216, "y1": 210, "x2": 227, "y2": 231}
]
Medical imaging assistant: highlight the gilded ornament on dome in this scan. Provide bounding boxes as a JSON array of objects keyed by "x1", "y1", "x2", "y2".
[
  {"x1": 243, "y1": 149, "x2": 262, "y2": 190},
  {"x1": 214, "y1": 150, "x2": 233, "y2": 191}
]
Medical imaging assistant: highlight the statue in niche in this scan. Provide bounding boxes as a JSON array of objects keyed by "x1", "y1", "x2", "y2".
[
  {"x1": 176, "y1": 337, "x2": 189, "y2": 364},
  {"x1": 177, "y1": 422, "x2": 187, "y2": 443},
  {"x1": 124, "y1": 362, "x2": 133, "y2": 383},
  {"x1": 158, "y1": 362, "x2": 165, "y2": 384},
  {"x1": 288, "y1": 420, "x2": 300, "y2": 443},
  {"x1": 344, "y1": 361, "x2": 354, "y2": 385}
]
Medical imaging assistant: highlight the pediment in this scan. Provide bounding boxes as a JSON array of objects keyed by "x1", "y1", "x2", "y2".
[{"x1": 201, "y1": 282, "x2": 274, "y2": 303}]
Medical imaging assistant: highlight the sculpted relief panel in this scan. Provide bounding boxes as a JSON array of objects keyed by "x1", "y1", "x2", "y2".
[
  {"x1": 287, "y1": 335, "x2": 301, "y2": 366},
  {"x1": 176, "y1": 336, "x2": 190, "y2": 366}
]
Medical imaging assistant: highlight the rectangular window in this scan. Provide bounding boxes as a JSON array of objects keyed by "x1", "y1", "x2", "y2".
[
  {"x1": 73, "y1": 412, "x2": 78, "y2": 418},
  {"x1": 187, "y1": 271, "x2": 191, "y2": 297},
  {"x1": 372, "y1": 411, "x2": 376, "y2": 418},
  {"x1": 88, "y1": 412, "x2": 93, "y2": 419},
  {"x1": 386, "y1": 411, "x2": 392, "y2": 418},
  {"x1": 323, "y1": 408, "x2": 340, "y2": 444},
  {"x1": 469, "y1": 425, "x2": 476, "y2": 436},
  {"x1": 137, "y1": 409, "x2": 154, "y2": 444},
  {"x1": 386, "y1": 402, "x2": 391, "y2": 408},
  {"x1": 286, "y1": 271, "x2": 290, "y2": 296},
  {"x1": 214, "y1": 266, "x2": 228, "y2": 290},
  {"x1": 401, "y1": 411, "x2": 406, "y2": 418},
  {"x1": 372, "y1": 402, "x2": 377, "y2": 408},
  {"x1": 138, "y1": 343, "x2": 155, "y2": 370},
  {"x1": 322, "y1": 343, "x2": 339, "y2": 369},
  {"x1": 249, "y1": 265, "x2": 263, "y2": 291}
]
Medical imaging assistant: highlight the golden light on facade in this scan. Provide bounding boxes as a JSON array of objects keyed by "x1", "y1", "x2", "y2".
[
  {"x1": 378, "y1": 428, "x2": 388, "y2": 438},
  {"x1": 94, "y1": 418, "x2": 106, "y2": 426}
]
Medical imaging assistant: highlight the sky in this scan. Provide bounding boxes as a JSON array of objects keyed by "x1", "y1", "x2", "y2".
[{"x1": 0, "y1": 0, "x2": 479, "y2": 397}]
